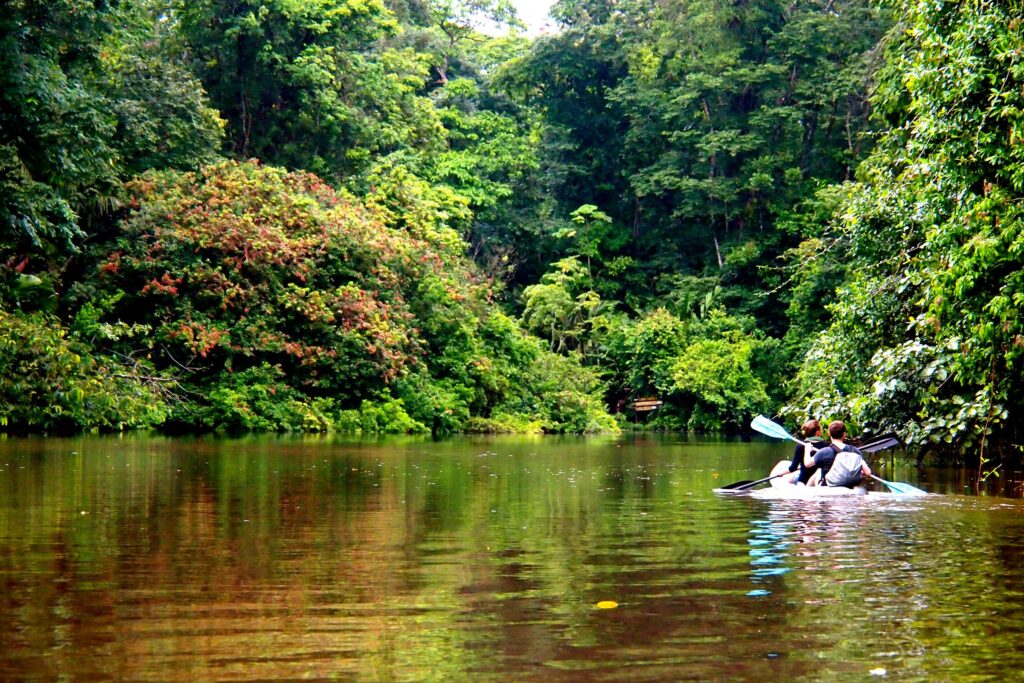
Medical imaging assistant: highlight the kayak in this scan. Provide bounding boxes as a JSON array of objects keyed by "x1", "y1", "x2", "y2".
[
  {"x1": 746, "y1": 483, "x2": 870, "y2": 499},
  {"x1": 714, "y1": 460, "x2": 876, "y2": 498},
  {"x1": 739, "y1": 416, "x2": 929, "y2": 495},
  {"x1": 716, "y1": 420, "x2": 930, "y2": 495},
  {"x1": 714, "y1": 482, "x2": 871, "y2": 497}
]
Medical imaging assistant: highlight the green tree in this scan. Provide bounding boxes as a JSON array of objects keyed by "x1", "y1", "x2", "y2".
[
  {"x1": 425, "y1": 76, "x2": 539, "y2": 226},
  {"x1": 0, "y1": 0, "x2": 222, "y2": 305},
  {"x1": 426, "y1": 0, "x2": 521, "y2": 84},
  {"x1": 501, "y1": 0, "x2": 888, "y2": 320},
  {"x1": 613, "y1": 0, "x2": 888, "y2": 295},
  {"x1": 175, "y1": 0, "x2": 445, "y2": 181},
  {"x1": 789, "y1": 0, "x2": 1024, "y2": 461},
  {"x1": 0, "y1": 309, "x2": 167, "y2": 433},
  {"x1": 501, "y1": 0, "x2": 630, "y2": 225},
  {"x1": 669, "y1": 332, "x2": 772, "y2": 432},
  {"x1": 521, "y1": 257, "x2": 615, "y2": 360},
  {"x1": 614, "y1": 308, "x2": 687, "y2": 397},
  {"x1": 1, "y1": 0, "x2": 119, "y2": 268}
]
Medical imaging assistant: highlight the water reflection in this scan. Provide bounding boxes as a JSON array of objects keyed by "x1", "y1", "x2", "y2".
[
  {"x1": 747, "y1": 516, "x2": 793, "y2": 596},
  {"x1": 1, "y1": 435, "x2": 1024, "y2": 681}
]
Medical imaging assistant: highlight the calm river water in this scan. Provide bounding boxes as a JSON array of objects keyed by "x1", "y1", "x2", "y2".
[{"x1": 2, "y1": 434, "x2": 1023, "y2": 681}]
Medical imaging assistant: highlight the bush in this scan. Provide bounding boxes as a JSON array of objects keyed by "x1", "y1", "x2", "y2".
[
  {"x1": 53, "y1": 160, "x2": 619, "y2": 435},
  {"x1": 357, "y1": 395, "x2": 427, "y2": 434},
  {"x1": 183, "y1": 364, "x2": 334, "y2": 433},
  {"x1": 669, "y1": 335, "x2": 772, "y2": 431},
  {"x1": 0, "y1": 310, "x2": 166, "y2": 432},
  {"x1": 523, "y1": 352, "x2": 619, "y2": 434},
  {"x1": 604, "y1": 307, "x2": 777, "y2": 431},
  {"x1": 465, "y1": 413, "x2": 544, "y2": 434}
]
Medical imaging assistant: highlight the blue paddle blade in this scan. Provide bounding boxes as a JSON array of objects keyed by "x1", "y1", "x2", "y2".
[
  {"x1": 870, "y1": 475, "x2": 927, "y2": 496},
  {"x1": 885, "y1": 481, "x2": 928, "y2": 495},
  {"x1": 750, "y1": 415, "x2": 799, "y2": 442}
]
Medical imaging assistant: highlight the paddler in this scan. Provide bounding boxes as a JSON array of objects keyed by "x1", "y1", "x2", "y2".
[
  {"x1": 803, "y1": 420, "x2": 872, "y2": 487},
  {"x1": 787, "y1": 418, "x2": 827, "y2": 485}
]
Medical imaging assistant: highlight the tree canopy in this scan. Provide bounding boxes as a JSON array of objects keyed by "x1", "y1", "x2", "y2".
[
  {"x1": 3, "y1": 0, "x2": 1024, "y2": 464},
  {"x1": 789, "y1": 0, "x2": 1024, "y2": 460}
]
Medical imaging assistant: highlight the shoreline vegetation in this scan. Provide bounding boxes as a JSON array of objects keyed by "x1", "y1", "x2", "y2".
[{"x1": 3, "y1": 1, "x2": 1024, "y2": 467}]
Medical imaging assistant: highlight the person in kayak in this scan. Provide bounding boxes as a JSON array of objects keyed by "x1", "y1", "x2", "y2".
[
  {"x1": 787, "y1": 419, "x2": 827, "y2": 484},
  {"x1": 803, "y1": 420, "x2": 871, "y2": 487}
]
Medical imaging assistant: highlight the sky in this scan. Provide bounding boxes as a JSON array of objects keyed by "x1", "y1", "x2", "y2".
[{"x1": 512, "y1": 0, "x2": 556, "y2": 35}]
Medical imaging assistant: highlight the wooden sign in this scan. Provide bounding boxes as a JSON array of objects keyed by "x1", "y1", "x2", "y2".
[{"x1": 633, "y1": 397, "x2": 663, "y2": 412}]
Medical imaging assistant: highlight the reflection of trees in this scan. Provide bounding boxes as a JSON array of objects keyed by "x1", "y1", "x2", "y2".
[
  {"x1": 3, "y1": 435, "x2": 771, "y2": 677},
  {"x1": 4, "y1": 437, "x2": 1024, "y2": 680}
]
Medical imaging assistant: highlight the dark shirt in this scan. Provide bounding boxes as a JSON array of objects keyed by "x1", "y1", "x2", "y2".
[
  {"x1": 789, "y1": 438, "x2": 825, "y2": 472},
  {"x1": 813, "y1": 443, "x2": 865, "y2": 485}
]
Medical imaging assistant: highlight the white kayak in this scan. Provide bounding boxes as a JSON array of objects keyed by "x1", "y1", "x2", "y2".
[
  {"x1": 714, "y1": 483, "x2": 872, "y2": 498},
  {"x1": 714, "y1": 460, "x2": 879, "y2": 498},
  {"x1": 747, "y1": 483, "x2": 870, "y2": 499}
]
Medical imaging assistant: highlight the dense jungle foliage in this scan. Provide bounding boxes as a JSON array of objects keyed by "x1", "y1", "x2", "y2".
[{"x1": 2, "y1": 0, "x2": 1022, "y2": 464}]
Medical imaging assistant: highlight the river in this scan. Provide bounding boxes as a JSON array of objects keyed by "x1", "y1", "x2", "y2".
[{"x1": 1, "y1": 434, "x2": 1023, "y2": 681}]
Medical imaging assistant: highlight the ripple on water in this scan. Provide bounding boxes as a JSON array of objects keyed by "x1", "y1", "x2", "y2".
[{"x1": 5, "y1": 437, "x2": 1024, "y2": 681}]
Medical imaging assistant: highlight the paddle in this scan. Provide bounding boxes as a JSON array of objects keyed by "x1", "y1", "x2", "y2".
[
  {"x1": 860, "y1": 435, "x2": 927, "y2": 494},
  {"x1": 750, "y1": 414, "x2": 800, "y2": 443},
  {"x1": 858, "y1": 432, "x2": 899, "y2": 451},
  {"x1": 718, "y1": 418, "x2": 817, "y2": 492},
  {"x1": 747, "y1": 415, "x2": 927, "y2": 495},
  {"x1": 869, "y1": 474, "x2": 928, "y2": 496},
  {"x1": 846, "y1": 432, "x2": 925, "y2": 493},
  {"x1": 860, "y1": 436, "x2": 901, "y2": 453},
  {"x1": 718, "y1": 470, "x2": 791, "y2": 491}
]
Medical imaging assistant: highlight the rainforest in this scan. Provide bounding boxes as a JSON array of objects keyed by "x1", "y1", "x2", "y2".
[{"x1": 2, "y1": 0, "x2": 1023, "y2": 466}]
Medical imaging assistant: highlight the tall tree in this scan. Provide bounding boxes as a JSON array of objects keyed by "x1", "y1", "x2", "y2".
[
  {"x1": 504, "y1": 0, "x2": 630, "y2": 219},
  {"x1": 790, "y1": 0, "x2": 1024, "y2": 460},
  {"x1": 494, "y1": 0, "x2": 633, "y2": 289},
  {"x1": 0, "y1": 0, "x2": 222, "y2": 304},
  {"x1": 1, "y1": 0, "x2": 120, "y2": 273},
  {"x1": 175, "y1": 0, "x2": 445, "y2": 182},
  {"x1": 426, "y1": 0, "x2": 521, "y2": 84},
  {"x1": 614, "y1": 0, "x2": 888, "y2": 278},
  {"x1": 502, "y1": 0, "x2": 888, "y2": 317}
]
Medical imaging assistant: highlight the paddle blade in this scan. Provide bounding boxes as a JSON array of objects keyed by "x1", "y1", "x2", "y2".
[
  {"x1": 859, "y1": 432, "x2": 899, "y2": 449},
  {"x1": 884, "y1": 480, "x2": 928, "y2": 495},
  {"x1": 714, "y1": 487, "x2": 753, "y2": 495},
  {"x1": 750, "y1": 415, "x2": 799, "y2": 442},
  {"x1": 870, "y1": 475, "x2": 927, "y2": 496},
  {"x1": 861, "y1": 437, "x2": 900, "y2": 454},
  {"x1": 718, "y1": 470, "x2": 792, "y2": 492},
  {"x1": 719, "y1": 480, "x2": 756, "y2": 490}
]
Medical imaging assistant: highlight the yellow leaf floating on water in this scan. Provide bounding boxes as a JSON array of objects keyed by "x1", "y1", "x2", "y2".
[{"x1": 596, "y1": 600, "x2": 618, "y2": 609}]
